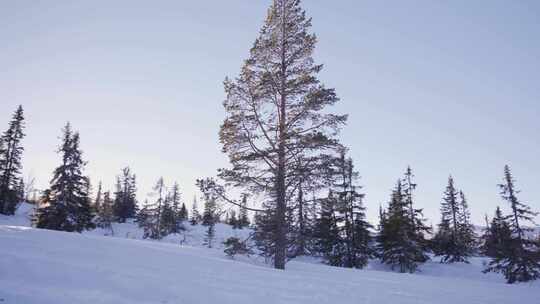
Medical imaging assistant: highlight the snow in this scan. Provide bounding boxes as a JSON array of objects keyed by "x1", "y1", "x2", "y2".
[{"x1": 1, "y1": 204, "x2": 539, "y2": 303}]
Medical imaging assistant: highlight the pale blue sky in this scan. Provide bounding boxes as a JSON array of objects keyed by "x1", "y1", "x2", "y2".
[{"x1": 1, "y1": 0, "x2": 539, "y2": 224}]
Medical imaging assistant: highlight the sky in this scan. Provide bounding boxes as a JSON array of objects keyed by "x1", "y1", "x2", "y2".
[{"x1": 1, "y1": 0, "x2": 539, "y2": 225}]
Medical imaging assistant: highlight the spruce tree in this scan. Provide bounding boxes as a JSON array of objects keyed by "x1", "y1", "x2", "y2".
[
  {"x1": 481, "y1": 207, "x2": 512, "y2": 258},
  {"x1": 289, "y1": 157, "x2": 329, "y2": 257},
  {"x1": 403, "y1": 166, "x2": 417, "y2": 230},
  {"x1": 202, "y1": 195, "x2": 218, "y2": 248},
  {"x1": 160, "y1": 195, "x2": 176, "y2": 236},
  {"x1": 96, "y1": 191, "x2": 115, "y2": 235},
  {"x1": 484, "y1": 166, "x2": 540, "y2": 283},
  {"x1": 0, "y1": 105, "x2": 25, "y2": 215},
  {"x1": 330, "y1": 153, "x2": 373, "y2": 268},
  {"x1": 94, "y1": 181, "x2": 103, "y2": 213},
  {"x1": 228, "y1": 209, "x2": 239, "y2": 228},
  {"x1": 138, "y1": 178, "x2": 167, "y2": 239},
  {"x1": 204, "y1": 222, "x2": 216, "y2": 249},
  {"x1": 190, "y1": 196, "x2": 201, "y2": 225},
  {"x1": 169, "y1": 182, "x2": 184, "y2": 233},
  {"x1": 36, "y1": 123, "x2": 94, "y2": 232},
  {"x1": 458, "y1": 191, "x2": 477, "y2": 254},
  {"x1": 15, "y1": 178, "x2": 25, "y2": 203},
  {"x1": 153, "y1": 177, "x2": 166, "y2": 238},
  {"x1": 401, "y1": 167, "x2": 431, "y2": 255},
  {"x1": 313, "y1": 191, "x2": 344, "y2": 266},
  {"x1": 237, "y1": 195, "x2": 250, "y2": 229},
  {"x1": 113, "y1": 167, "x2": 138, "y2": 222},
  {"x1": 253, "y1": 204, "x2": 281, "y2": 262},
  {"x1": 215, "y1": 0, "x2": 346, "y2": 270},
  {"x1": 377, "y1": 181, "x2": 428, "y2": 273},
  {"x1": 431, "y1": 216, "x2": 452, "y2": 257},
  {"x1": 137, "y1": 202, "x2": 152, "y2": 239},
  {"x1": 202, "y1": 196, "x2": 218, "y2": 227},
  {"x1": 179, "y1": 203, "x2": 188, "y2": 221},
  {"x1": 432, "y1": 176, "x2": 472, "y2": 263}
]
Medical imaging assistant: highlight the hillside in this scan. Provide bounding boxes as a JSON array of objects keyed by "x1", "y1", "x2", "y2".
[{"x1": 1, "y1": 204, "x2": 539, "y2": 303}]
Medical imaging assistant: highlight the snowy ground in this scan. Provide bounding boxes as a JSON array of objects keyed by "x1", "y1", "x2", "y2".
[{"x1": 1, "y1": 204, "x2": 539, "y2": 303}]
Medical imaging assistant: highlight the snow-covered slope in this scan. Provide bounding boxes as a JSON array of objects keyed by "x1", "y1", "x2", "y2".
[
  {"x1": 0, "y1": 203, "x2": 252, "y2": 251},
  {"x1": 1, "y1": 204, "x2": 539, "y2": 303},
  {"x1": 1, "y1": 226, "x2": 539, "y2": 304}
]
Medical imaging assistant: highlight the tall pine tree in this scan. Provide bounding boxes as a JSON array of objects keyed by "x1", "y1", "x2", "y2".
[
  {"x1": 484, "y1": 166, "x2": 540, "y2": 283},
  {"x1": 481, "y1": 207, "x2": 512, "y2": 258},
  {"x1": 36, "y1": 123, "x2": 94, "y2": 232},
  {"x1": 96, "y1": 191, "x2": 115, "y2": 236},
  {"x1": 458, "y1": 191, "x2": 477, "y2": 254},
  {"x1": 237, "y1": 195, "x2": 250, "y2": 229},
  {"x1": 113, "y1": 167, "x2": 138, "y2": 222},
  {"x1": 168, "y1": 182, "x2": 185, "y2": 233},
  {"x1": 377, "y1": 179, "x2": 429, "y2": 273},
  {"x1": 202, "y1": 195, "x2": 218, "y2": 248},
  {"x1": 190, "y1": 196, "x2": 201, "y2": 225},
  {"x1": 432, "y1": 176, "x2": 473, "y2": 263},
  {"x1": 138, "y1": 177, "x2": 167, "y2": 239},
  {"x1": 0, "y1": 105, "x2": 25, "y2": 215},
  {"x1": 332, "y1": 153, "x2": 373, "y2": 268},
  {"x1": 212, "y1": 0, "x2": 346, "y2": 270},
  {"x1": 314, "y1": 191, "x2": 344, "y2": 266}
]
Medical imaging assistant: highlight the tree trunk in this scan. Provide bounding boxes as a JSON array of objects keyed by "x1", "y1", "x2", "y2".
[
  {"x1": 297, "y1": 183, "x2": 305, "y2": 256},
  {"x1": 275, "y1": 147, "x2": 287, "y2": 269},
  {"x1": 274, "y1": 0, "x2": 288, "y2": 270}
]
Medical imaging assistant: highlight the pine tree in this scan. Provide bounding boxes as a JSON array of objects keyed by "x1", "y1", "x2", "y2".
[
  {"x1": 403, "y1": 166, "x2": 417, "y2": 230},
  {"x1": 168, "y1": 182, "x2": 185, "y2": 233},
  {"x1": 94, "y1": 181, "x2": 103, "y2": 213},
  {"x1": 96, "y1": 191, "x2": 115, "y2": 235},
  {"x1": 480, "y1": 213, "x2": 493, "y2": 256},
  {"x1": 153, "y1": 177, "x2": 166, "y2": 238},
  {"x1": 458, "y1": 191, "x2": 477, "y2": 254},
  {"x1": 253, "y1": 204, "x2": 280, "y2": 262},
  {"x1": 138, "y1": 178, "x2": 167, "y2": 239},
  {"x1": 289, "y1": 157, "x2": 329, "y2": 257},
  {"x1": 179, "y1": 203, "x2": 188, "y2": 221},
  {"x1": 377, "y1": 181, "x2": 428, "y2": 273},
  {"x1": 15, "y1": 178, "x2": 25, "y2": 203},
  {"x1": 160, "y1": 194, "x2": 176, "y2": 236},
  {"x1": 328, "y1": 153, "x2": 373, "y2": 268},
  {"x1": 202, "y1": 196, "x2": 218, "y2": 227},
  {"x1": 0, "y1": 105, "x2": 25, "y2": 215},
  {"x1": 484, "y1": 166, "x2": 540, "y2": 283},
  {"x1": 481, "y1": 207, "x2": 512, "y2": 258},
  {"x1": 113, "y1": 167, "x2": 138, "y2": 222},
  {"x1": 313, "y1": 191, "x2": 344, "y2": 266},
  {"x1": 137, "y1": 201, "x2": 152, "y2": 238},
  {"x1": 202, "y1": 195, "x2": 218, "y2": 248},
  {"x1": 431, "y1": 216, "x2": 452, "y2": 257},
  {"x1": 190, "y1": 196, "x2": 201, "y2": 225},
  {"x1": 32, "y1": 189, "x2": 52, "y2": 227},
  {"x1": 433, "y1": 176, "x2": 472, "y2": 263},
  {"x1": 401, "y1": 167, "x2": 431, "y2": 256},
  {"x1": 216, "y1": 0, "x2": 346, "y2": 270},
  {"x1": 36, "y1": 123, "x2": 94, "y2": 232},
  {"x1": 237, "y1": 195, "x2": 250, "y2": 229},
  {"x1": 204, "y1": 222, "x2": 216, "y2": 249},
  {"x1": 377, "y1": 204, "x2": 386, "y2": 231},
  {"x1": 228, "y1": 209, "x2": 239, "y2": 228}
]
